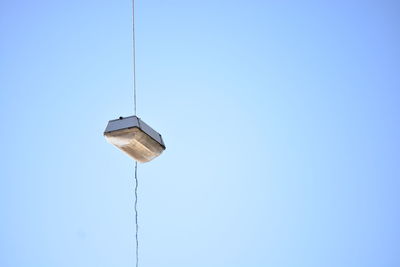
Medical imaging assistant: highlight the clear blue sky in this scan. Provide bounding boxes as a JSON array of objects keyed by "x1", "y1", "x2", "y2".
[{"x1": 1, "y1": 0, "x2": 400, "y2": 266}]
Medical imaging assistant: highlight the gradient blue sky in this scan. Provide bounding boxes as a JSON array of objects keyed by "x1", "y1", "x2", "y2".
[{"x1": 1, "y1": 0, "x2": 400, "y2": 266}]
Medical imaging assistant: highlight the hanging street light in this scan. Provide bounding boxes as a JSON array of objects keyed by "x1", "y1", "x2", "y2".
[{"x1": 104, "y1": 116, "x2": 166, "y2": 163}]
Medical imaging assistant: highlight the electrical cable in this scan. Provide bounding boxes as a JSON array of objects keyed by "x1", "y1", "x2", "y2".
[
  {"x1": 134, "y1": 161, "x2": 139, "y2": 267},
  {"x1": 132, "y1": 1, "x2": 139, "y2": 266}
]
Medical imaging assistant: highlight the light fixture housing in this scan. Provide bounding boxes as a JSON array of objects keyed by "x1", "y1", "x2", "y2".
[{"x1": 104, "y1": 116, "x2": 166, "y2": 163}]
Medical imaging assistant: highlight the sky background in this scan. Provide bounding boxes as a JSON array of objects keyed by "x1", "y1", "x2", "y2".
[{"x1": 1, "y1": 0, "x2": 400, "y2": 266}]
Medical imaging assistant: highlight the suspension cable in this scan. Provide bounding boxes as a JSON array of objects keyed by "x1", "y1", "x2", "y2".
[{"x1": 132, "y1": 0, "x2": 137, "y2": 115}]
